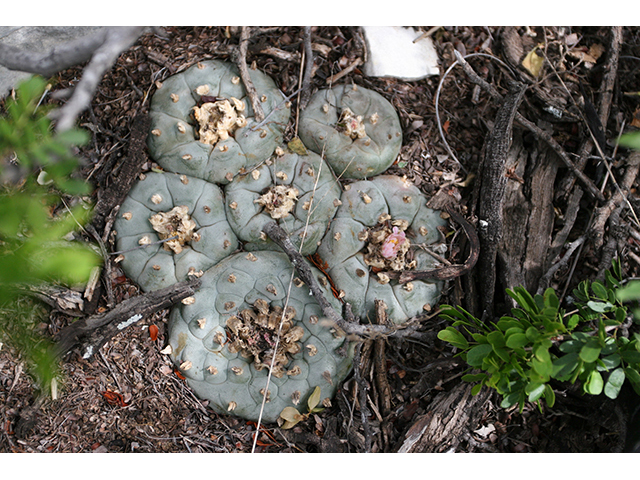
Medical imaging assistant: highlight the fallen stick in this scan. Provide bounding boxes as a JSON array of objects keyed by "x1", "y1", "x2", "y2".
[
  {"x1": 55, "y1": 277, "x2": 201, "y2": 359},
  {"x1": 233, "y1": 27, "x2": 265, "y2": 122},
  {"x1": 263, "y1": 221, "x2": 421, "y2": 340}
]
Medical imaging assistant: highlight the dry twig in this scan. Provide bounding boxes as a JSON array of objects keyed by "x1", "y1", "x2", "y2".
[
  {"x1": 299, "y1": 26, "x2": 315, "y2": 110},
  {"x1": 233, "y1": 27, "x2": 265, "y2": 123}
]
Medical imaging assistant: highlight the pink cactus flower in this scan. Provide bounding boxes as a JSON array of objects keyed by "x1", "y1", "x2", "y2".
[{"x1": 381, "y1": 227, "x2": 406, "y2": 259}]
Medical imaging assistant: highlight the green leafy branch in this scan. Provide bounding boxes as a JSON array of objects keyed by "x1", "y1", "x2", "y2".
[
  {"x1": 437, "y1": 261, "x2": 640, "y2": 412},
  {"x1": 0, "y1": 76, "x2": 101, "y2": 394}
]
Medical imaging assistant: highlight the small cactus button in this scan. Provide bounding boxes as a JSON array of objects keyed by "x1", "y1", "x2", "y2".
[
  {"x1": 316, "y1": 175, "x2": 447, "y2": 323},
  {"x1": 114, "y1": 172, "x2": 239, "y2": 292},
  {"x1": 167, "y1": 250, "x2": 354, "y2": 423},
  {"x1": 298, "y1": 84, "x2": 403, "y2": 179},
  {"x1": 224, "y1": 148, "x2": 342, "y2": 255},
  {"x1": 147, "y1": 60, "x2": 290, "y2": 185}
]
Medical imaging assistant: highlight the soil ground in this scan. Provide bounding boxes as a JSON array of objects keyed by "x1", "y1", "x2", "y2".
[{"x1": 2, "y1": 26, "x2": 640, "y2": 454}]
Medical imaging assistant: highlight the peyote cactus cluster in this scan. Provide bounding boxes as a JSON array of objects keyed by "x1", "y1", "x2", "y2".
[
  {"x1": 299, "y1": 84, "x2": 403, "y2": 179},
  {"x1": 115, "y1": 60, "x2": 449, "y2": 422},
  {"x1": 147, "y1": 60, "x2": 290, "y2": 185},
  {"x1": 315, "y1": 175, "x2": 447, "y2": 324},
  {"x1": 113, "y1": 171, "x2": 238, "y2": 292},
  {"x1": 167, "y1": 250, "x2": 353, "y2": 423}
]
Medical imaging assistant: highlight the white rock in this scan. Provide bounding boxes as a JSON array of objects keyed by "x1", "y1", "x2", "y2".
[{"x1": 362, "y1": 26, "x2": 439, "y2": 80}]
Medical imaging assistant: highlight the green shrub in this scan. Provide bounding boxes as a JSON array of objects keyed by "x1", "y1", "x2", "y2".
[{"x1": 437, "y1": 261, "x2": 640, "y2": 412}]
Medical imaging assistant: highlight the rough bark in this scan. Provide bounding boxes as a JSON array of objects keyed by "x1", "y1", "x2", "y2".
[
  {"x1": 395, "y1": 382, "x2": 492, "y2": 452},
  {"x1": 90, "y1": 114, "x2": 150, "y2": 233}
]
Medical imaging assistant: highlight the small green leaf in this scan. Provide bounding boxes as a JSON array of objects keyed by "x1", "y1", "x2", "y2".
[
  {"x1": 553, "y1": 352, "x2": 579, "y2": 379},
  {"x1": 584, "y1": 369, "x2": 604, "y2": 395},
  {"x1": 525, "y1": 327, "x2": 541, "y2": 342},
  {"x1": 470, "y1": 384, "x2": 484, "y2": 396},
  {"x1": 598, "y1": 353, "x2": 621, "y2": 371},
  {"x1": 504, "y1": 332, "x2": 529, "y2": 350},
  {"x1": 533, "y1": 341, "x2": 552, "y2": 364},
  {"x1": 620, "y1": 350, "x2": 640, "y2": 364},
  {"x1": 500, "y1": 391, "x2": 522, "y2": 409},
  {"x1": 525, "y1": 382, "x2": 546, "y2": 402},
  {"x1": 591, "y1": 281, "x2": 609, "y2": 300},
  {"x1": 492, "y1": 346, "x2": 510, "y2": 363},
  {"x1": 615, "y1": 307, "x2": 627, "y2": 324},
  {"x1": 543, "y1": 287, "x2": 560, "y2": 310},
  {"x1": 625, "y1": 368, "x2": 640, "y2": 395},
  {"x1": 587, "y1": 300, "x2": 614, "y2": 313},
  {"x1": 566, "y1": 314, "x2": 580, "y2": 331},
  {"x1": 507, "y1": 286, "x2": 537, "y2": 312},
  {"x1": 579, "y1": 339, "x2": 602, "y2": 363},
  {"x1": 471, "y1": 333, "x2": 488, "y2": 343},
  {"x1": 558, "y1": 339, "x2": 582, "y2": 353},
  {"x1": 462, "y1": 373, "x2": 487, "y2": 383},
  {"x1": 466, "y1": 344, "x2": 493, "y2": 368},
  {"x1": 531, "y1": 356, "x2": 553, "y2": 378},
  {"x1": 604, "y1": 368, "x2": 625, "y2": 399},
  {"x1": 544, "y1": 384, "x2": 556, "y2": 408},
  {"x1": 497, "y1": 317, "x2": 524, "y2": 332},
  {"x1": 437, "y1": 327, "x2": 469, "y2": 350},
  {"x1": 487, "y1": 330, "x2": 506, "y2": 348}
]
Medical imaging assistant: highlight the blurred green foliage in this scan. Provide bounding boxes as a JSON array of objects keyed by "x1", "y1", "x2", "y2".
[
  {"x1": 0, "y1": 76, "x2": 101, "y2": 395},
  {"x1": 619, "y1": 131, "x2": 640, "y2": 151}
]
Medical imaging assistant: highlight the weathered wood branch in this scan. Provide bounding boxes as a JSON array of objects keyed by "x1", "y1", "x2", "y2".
[
  {"x1": 395, "y1": 382, "x2": 492, "y2": 452},
  {"x1": 233, "y1": 27, "x2": 265, "y2": 123},
  {"x1": 299, "y1": 26, "x2": 315, "y2": 110},
  {"x1": 51, "y1": 27, "x2": 145, "y2": 132},
  {"x1": 55, "y1": 277, "x2": 200, "y2": 359},
  {"x1": 454, "y1": 50, "x2": 605, "y2": 203},
  {"x1": 477, "y1": 82, "x2": 527, "y2": 319},
  {"x1": 90, "y1": 113, "x2": 150, "y2": 233}
]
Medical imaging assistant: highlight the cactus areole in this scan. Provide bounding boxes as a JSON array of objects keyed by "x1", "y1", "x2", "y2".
[
  {"x1": 167, "y1": 251, "x2": 354, "y2": 423},
  {"x1": 298, "y1": 84, "x2": 403, "y2": 179},
  {"x1": 147, "y1": 60, "x2": 290, "y2": 185},
  {"x1": 316, "y1": 175, "x2": 447, "y2": 324},
  {"x1": 113, "y1": 172, "x2": 239, "y2": 292}
]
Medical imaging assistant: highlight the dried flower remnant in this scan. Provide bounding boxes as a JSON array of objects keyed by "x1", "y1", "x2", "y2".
[
  {"x1": 254, "y1": 185, "x2": 299, "y2": 219},
  {"x1": 338, "y1": 107, "x2": 366, "y2": 139},
  {"x1": 148, "y1": 205, "x2": 196, "y2": 254},
  {"x1": 225, "y1": 300, "x2": 303, "y2": 378},
  {"x1": 192, "y1": 96, "x2": 247, "y2": 146}
]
